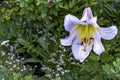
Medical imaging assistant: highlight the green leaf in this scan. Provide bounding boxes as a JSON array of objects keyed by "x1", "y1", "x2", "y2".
[
  {"x1": 22, "y1": 58, "x2": 41, "y2": 64},
  {"x1": 102, "y1": 63, "x2": 113, "y2": 75},
  {"x1": 113, "y1": 58, "x2": 120, "y2": 69}
]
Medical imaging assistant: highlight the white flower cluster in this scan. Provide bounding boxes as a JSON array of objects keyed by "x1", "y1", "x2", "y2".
[
  {"x1": 0, "y1": 40, "x2": 33, "y2": 74},
  {"x1": 41, "y1": 45, "x2": 73, "y2": 80}
]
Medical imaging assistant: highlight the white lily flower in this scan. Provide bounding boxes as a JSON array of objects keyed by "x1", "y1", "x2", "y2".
[{"x1": 60, "y1": 7, "x2": 118, "y2": 62}]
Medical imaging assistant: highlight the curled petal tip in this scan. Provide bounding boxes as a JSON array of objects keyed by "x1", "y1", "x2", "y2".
[
  {"x1": 79, "y1": 59, "x2": 85, "y2": 63},
  {"x1": 81, "y1": 7, "x2": 93, "y2": 21},
  {"x1": 60, "y1": 39, "x2": 71, "y2": 46},
  {"x1": 112, "y1": 25, "x2": 118, "y2": 34},
  {"x1": 64, "y1": 14, "x2": 86, "y2": 32},
  {"x1": 99, "y1": 25, "x2": 118, "y2": 40}
]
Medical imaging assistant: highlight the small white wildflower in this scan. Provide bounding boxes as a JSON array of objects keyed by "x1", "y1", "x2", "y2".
[
  {"x1": 5, "y1": 60, "x2": 8, "y2": 63},
  {"x1": 56, "y1": 73, "x2": 59, "y2": 77},
  {"x1": 10, "y1": 68, "x2": 13, "y2": 71},
  {"x1": 57, "y1": 67, "x2": 62, "y2": 71},
  {"x1": 9, "y1": 62, "x2": 12, "y2": 64},
  {"x1": 10, "y1": 56, "x2": 14, "y2": 60},
  {"x1": 1, "y1": 78, "x2": 4, "y2": 80},
  {"x1": 23, "y1": 65, "x2": 27, "y2": 70},
  {"x1": 1, "y1": 51, "x2": 5, "y2": 56},
  {"x1": 8, "y1": 53, "x2": 11, "y2": 56},
  {"x1": 48, "y1": 0, "x2": 52, "y2": 3},
  {"x1": 13, "y1": 60, "x2": 16, "y2": 63},
  {"x1": 71, "y1": 62, "x2": 75, "y2": 64},
  {"x1": 13, "y1": 64, "x2": 16, "y2": 68},
  {"x1": 1, "y1": 40, "x2": 9, "y2": 46},
  {"x1": 57, "y1": 77, "x2": 61, "y2": 80},
  {"x1": 16, "y1": 59, "x2": 20, "y2": 63},
  {"x1": 20, "y1": 57, "x2": 25, "y2": 60},
  {"x1": 60, "y1": 54, "x2": 64, "y2": 64},
  {"x1": 34, "y1": 65, "x2": 38, "y2": 68},
  {"x1": 65, "y1": 70, "x2": 70, "y2": 72},
  {"x1": 29, "y1": 68, "x2": 32, "y2": 71},
  {"x1": 21, "y1": 69, "x2": 23, "y2": 71},
  {"x1": 0, "y1": 65, "x2": 3, "y2": 68},
  {"x1": 61, "y1": 71, "x2": 65, "y2": 75},
  {"x1": 10, "y1": 46, "x2": 14, "y2": 52},
  {"x1": 17, "y1": 67, "x2": 20, "y2": 70},
  {"x1": 45, "y1": 74, "x2": 51, "y2": 77}
]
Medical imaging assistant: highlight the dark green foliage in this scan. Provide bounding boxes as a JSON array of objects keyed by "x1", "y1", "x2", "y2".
[{"x1": 0, "y1": 0, "x2": 120, "y2": 79}]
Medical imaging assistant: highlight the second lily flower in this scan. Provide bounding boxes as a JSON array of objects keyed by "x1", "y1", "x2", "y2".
[{"x1": 60, "y1": 7, "x2": 118, "y2": 62}]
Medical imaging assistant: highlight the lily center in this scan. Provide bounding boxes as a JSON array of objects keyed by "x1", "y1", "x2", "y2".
[{"x1": 75, "y1": 24, "x2": 99, "y2": 51}]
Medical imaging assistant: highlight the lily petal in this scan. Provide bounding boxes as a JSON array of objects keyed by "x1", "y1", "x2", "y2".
[
  {"x1": 99, "y1": 26, "x2": 118, "y2": 40},
  {"x1": 93, "y1": 31, "x2": 105, "y2": 55},
  {"x1": 81, "y1": 7, "x2": 93, "y2": 21},
  {"x1": 60, "y1": 28, "x2": 77, "y2": 46},
  {"x1": 72, "y1": 35, "x2": 92, "y2": 62},
  {"x1": 64, "y1": 14, "x2": 85, "y2": 32},
  {"x1": 87, "y1": 17, "x2": 97, "y2": 25}
]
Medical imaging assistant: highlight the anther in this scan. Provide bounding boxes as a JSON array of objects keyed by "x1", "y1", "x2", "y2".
[
  {"x1": 80, "y1": 42, "x2": 84, "y2": 45},
  {"x1": 87, "y1": 39, "x2": 91, "y2": 45},
  {"x1": 83, "y1": 48, "x2": 86, "y2": 52},
  {"x1": 78, "y1": 42, "x2": 84, "y2": 45},
  {"x1": 90, "y1": 37, "x2": 94, "y2": 40}
]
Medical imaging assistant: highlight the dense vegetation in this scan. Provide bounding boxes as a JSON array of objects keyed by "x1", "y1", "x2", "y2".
[{"x1": 0, "y1": 0, "x2": 120, "y2": 80}]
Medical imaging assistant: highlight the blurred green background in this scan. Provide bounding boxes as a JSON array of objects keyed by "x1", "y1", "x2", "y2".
[{"x1": 0, "y1": 0, "x2": 120, "y2": 80}]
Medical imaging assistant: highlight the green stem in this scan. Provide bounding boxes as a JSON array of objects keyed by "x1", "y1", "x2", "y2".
[{"x1": 29, "y1": 28, "x2": 32, "y2": 44}]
